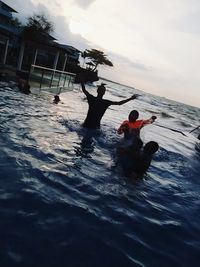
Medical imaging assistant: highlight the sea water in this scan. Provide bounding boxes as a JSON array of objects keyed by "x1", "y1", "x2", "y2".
[{"x1": 0, "y1": 81, "x2": 200, "y2": 267}]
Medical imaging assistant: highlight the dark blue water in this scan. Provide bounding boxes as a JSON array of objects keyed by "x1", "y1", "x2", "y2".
[{"x1": 0, "y1": 81, "x2": 200, "y2": 267}]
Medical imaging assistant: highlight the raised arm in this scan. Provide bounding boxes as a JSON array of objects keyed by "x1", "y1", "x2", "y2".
[
  {"x1": 81, "y1": 82, "x2": 90, "y2": 97},
  {"x1": 110, "y1": 94, "x2": 139, "y2": 106}
]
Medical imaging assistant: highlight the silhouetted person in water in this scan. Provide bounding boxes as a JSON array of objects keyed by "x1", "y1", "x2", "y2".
[
  {"x1": 53, "y1": 95, "x2": 61, "y2": 104},
  {"x1": 119, "y1": 139, "x2": 159, "y2": 178},
  {"x1": 81, "y1": 82, "x2": 139, "y2": 129},
  {"x1": 18, "y1": 79, "x2": 31, "y2": 94}
]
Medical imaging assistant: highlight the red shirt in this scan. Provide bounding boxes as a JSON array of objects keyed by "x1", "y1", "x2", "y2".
[{"x1": 118, "y1": 118, "x2": 154, "y2": 134}]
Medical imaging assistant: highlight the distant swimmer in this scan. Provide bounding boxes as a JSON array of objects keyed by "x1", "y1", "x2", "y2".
[
  {"x1": 118, "y1": 110, "x2": 157, "y2": 140},
  {"x1": 18, "y1": 79, "x2": 31, "y2": 94},
  {"x1": 80, "y1": 82, "x2": 139, "y2": 129},
  {"x1": 119, "y1": 139, "x2": 159, "y2": 178},
  {"x1": 53, "y1": 95, "x2": 61, "y2": 104}
]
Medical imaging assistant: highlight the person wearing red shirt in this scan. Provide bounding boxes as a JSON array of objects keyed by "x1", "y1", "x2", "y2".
[{"x1": 118, "y1": 110, "x2": 157, "y2": 140}]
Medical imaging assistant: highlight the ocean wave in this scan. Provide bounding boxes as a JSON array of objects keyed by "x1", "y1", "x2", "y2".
[{"x1": 161, "y1": 112, "x2": 174, "y2": 118}]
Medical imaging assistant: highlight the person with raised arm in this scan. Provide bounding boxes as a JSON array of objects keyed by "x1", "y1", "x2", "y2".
[{"x1": 81, "y1": 82, "x2": 139, "y2": 129}]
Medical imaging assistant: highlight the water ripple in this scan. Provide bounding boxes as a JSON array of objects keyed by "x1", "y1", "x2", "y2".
[{"x1": 0, "y1": 82, "x2": 200, "y2": 267}]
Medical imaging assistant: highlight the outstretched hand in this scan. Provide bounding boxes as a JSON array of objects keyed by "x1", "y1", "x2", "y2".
[{"x1": 131, "y1": 94, "x2": 141, "y2": 100}]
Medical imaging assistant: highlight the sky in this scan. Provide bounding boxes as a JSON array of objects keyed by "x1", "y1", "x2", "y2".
[{"x1": 4, "y1": 0, "x2": 200, "y2": 107}]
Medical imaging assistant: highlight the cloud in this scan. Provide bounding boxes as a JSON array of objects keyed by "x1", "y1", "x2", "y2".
[
  {"x1": 4, "y1": 0, "x2": 90, "y2": 51},
  {"x1": 121, "y1": 58, "x2": 150, "y2": 72},
  {"x1": 3, "y1": 0, "x2": 200, "y2": 106},
  {"x1": 5, "y1": 0, "x2": 35, "y2": 23},
  {"x1": 52, "y1": 15, "x2": 92, "y2": 51},
  {"x1": 109, "y1": 53, "x2": 151, "y2": 72},
  {"x1": 172, "y1": 9, "x2": 200, "y2": 35},
  {"x1": 73, "y1": 0, "x2": 95, "y2": 9}
]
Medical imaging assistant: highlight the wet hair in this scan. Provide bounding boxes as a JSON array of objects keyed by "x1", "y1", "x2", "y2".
[
  {"x1": 143, "y1": 141, "x2": 159, "y2": 155},
  {"x1": 129, "y1": 110, "x2": 139, "y2": 121}
]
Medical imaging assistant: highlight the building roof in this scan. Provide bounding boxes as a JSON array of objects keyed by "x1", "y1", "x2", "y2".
[
  {"x1": 58, "y1": 44, "x2": 81, "y2": 53},
  {"x1": 0, "y1": 1, "x2": 17, "y2": 13},
  {"x1": 22, "y1": 26, "x2": 57, "y2": 44}
]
